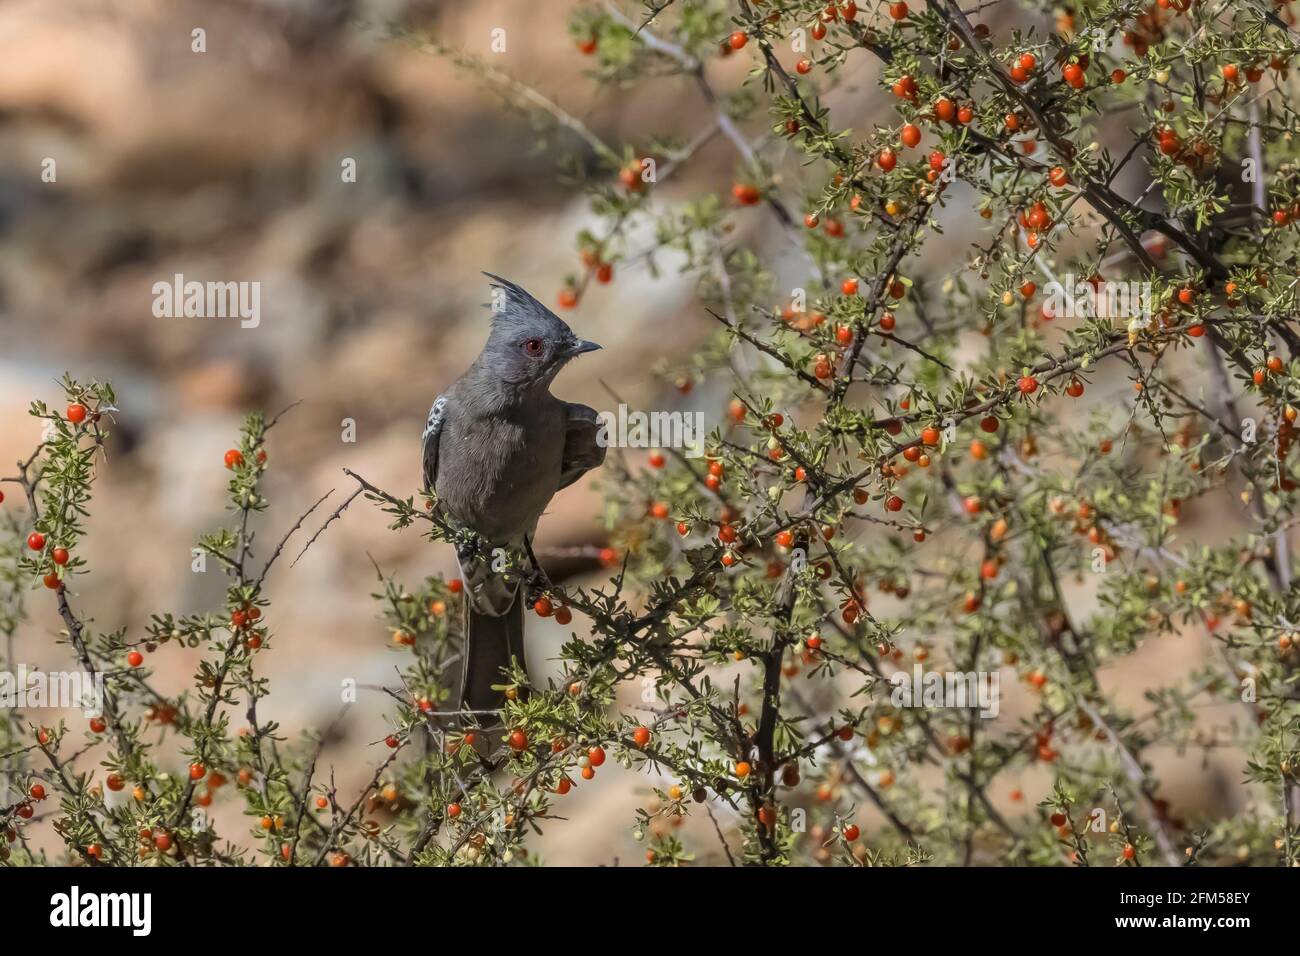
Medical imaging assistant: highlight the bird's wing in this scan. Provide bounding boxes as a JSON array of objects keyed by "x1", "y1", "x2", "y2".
[
  {"x1": 421, "y1": 393, "x2": 448, "y2": 492},
  {"x1": 558, "y1": 402, "x2": 606, "y2": 490}
]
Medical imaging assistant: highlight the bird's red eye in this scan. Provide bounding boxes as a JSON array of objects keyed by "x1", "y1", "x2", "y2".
[{"x1": 523, "y1": 338, "x2": 544, "y2": 356}]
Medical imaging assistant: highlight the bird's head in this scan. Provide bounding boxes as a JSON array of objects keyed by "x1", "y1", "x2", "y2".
[{"x1": 481, "y1": 272, "x2": 601, "y2": 388}]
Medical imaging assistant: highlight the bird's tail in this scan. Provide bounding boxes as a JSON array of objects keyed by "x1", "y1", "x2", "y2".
[{"x1": 459, "y1": 595, "x2": 526, "y2": 719}]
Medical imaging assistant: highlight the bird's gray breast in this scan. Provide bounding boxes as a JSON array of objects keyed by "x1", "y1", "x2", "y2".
[{"x1": 434, "y1": 399, "x2": 565, "y2": 544}]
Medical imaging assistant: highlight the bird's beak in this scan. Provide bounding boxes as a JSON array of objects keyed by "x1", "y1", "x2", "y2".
[{"x1": 570, "y1": 339, "x2": 602, "y2": 356}]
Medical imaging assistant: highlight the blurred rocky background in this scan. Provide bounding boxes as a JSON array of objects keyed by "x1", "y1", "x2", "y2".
[{"x1": 0, "y1": 0, "x2": 1254, "y2": 864}]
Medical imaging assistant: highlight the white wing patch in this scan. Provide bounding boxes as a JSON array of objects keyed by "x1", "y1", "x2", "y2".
[
  {"x1": 422, "y1": 395, "x2": 447, "y2": 442},
  {"x1": 421, "y1": 394, "x2": 449, "y2": 492}
]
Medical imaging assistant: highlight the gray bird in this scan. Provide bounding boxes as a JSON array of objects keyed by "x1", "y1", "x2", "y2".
[{"x1": 421, "y1": 273, "x2": 605, "y2": 717}]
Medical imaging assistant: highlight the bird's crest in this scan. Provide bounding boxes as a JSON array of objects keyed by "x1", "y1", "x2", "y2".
[{"x1": 483, "y1": 272, "x2": 561, "y2": 327}]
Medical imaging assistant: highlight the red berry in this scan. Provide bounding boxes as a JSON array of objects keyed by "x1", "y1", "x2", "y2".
[
  {"x1": 886, "y1": 495, "x2": 904, "y2": 512},
  {"x1": 154, "y1": 832, "x2": 173, "y2": 852},
  {"x1": 632, "y1": 726, "x2": 651, "y2": 747},
  {"x1": 889, "y1": 1, "x2": 909, "y2": 19},
  {"x1": 891, "y1": 75, "x2": 917, "y2": 99},
  {"x1": 29, "y1": 783, "x2": 45, "y2": 800},
  {"x1": 1050, "y1": 812, "x2": 1068, "y2": 826},
  {"x1": 66, "y1": 403, "x2": 87, "y2": 424},
  {"x1": 385, "y1": 734, "x2": 399, "y2": 748},
  {"x1": 878, "y1": 148, "x2": 897, "y2": 172},
  {"x1": 189, "y1": 762, "x2": 206, "y2": 781},
  {"x1": 588, "y1": 745, "x2": 606, "y2": 767},
  {"x1": 43, "y1": 573, "x2": 60, "y2": 590},
  {"x1": 577, "y1": 36, "x2": 597, "y2": 55},
  {"x1": 901, "y1": 123, "x2": 921, "y2": 148},
  {"x1": 447, "y1": 802, "x2": 462, "y2": 818},
  {"x1": 51, "y1": 547, "x2": 69, "y2": 565},
  {"x1": 26, "y1": 532, "x2": 45, "y2": 552},
  {"x1": 934, "y1": 97, "x2": 955, "y2": 122},
  {"x1": 509, "y1": 729, "x2": 528, "y2": 751},
  {"x1": 127, "y1": 650, "x2": 144, "y2": 667},
  {"x1": 1018, "y1": 376, "x2": 1039, "y2": 395},
  {"x1": 1019, "y1": 52, "x2": 1037, "y2": 72},
  {"x1": 843, "y1": 824, "x2": 860, "y2": 841},
  {"x1": 223, "y1": 449, "x2": 244, "y2": 469},
  {"x1": 533, "y1": 596, "x2": 554, "y2": 617},
  {"x1": 795, "y1": 58, "x2": 812, "y2": 75},
  {"x1": 728, "y1": 31, "x2": 747, "y2": 50},
  {"x1": 732, "y1": 183, "x2": 761, "y2": 206}
]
